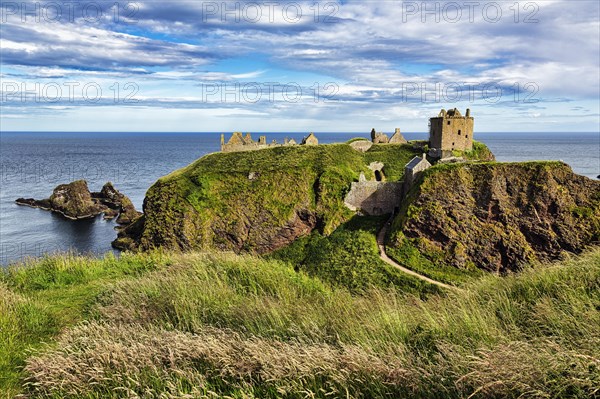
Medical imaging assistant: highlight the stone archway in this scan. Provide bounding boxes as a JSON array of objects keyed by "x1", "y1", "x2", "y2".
[{"x1": 368, "y1": 161, "x2": 385, "y2": 182}]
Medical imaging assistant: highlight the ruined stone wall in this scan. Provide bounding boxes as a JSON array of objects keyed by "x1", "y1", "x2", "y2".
[
  {"x1": 221, "y1": 142, "x2": 275, "y2": 153},
  {"x1": 221, "y1": 133, "x2": 317, "y2": 152},
  {"x1": 344, "y1": 181, "x2": 403, "y2": 216},
  {"x1": 349, "y1": 140, "x2": 373, "y2": 152}
]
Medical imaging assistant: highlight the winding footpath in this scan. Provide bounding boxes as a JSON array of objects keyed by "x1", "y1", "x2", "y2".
[{"x1": 377, "y1": 218, "x2": 460, "y2": 291}]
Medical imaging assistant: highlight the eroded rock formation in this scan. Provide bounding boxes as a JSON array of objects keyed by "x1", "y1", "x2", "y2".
[
  {"x1": 16, "y1": 180, "x2": 140, "y2": 225},
  {"x1": 388, "y1": 162, "x2": 600, "y2": 272}
]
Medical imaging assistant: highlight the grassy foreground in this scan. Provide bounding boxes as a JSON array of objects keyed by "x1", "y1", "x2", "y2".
[{"x1": 1, "y1": 248, "x2": 600, "y2": 398}]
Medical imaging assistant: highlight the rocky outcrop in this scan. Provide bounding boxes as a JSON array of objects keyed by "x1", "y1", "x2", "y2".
[
  {"x1": 112, "y1": 177, "x2": 321, "y2": 253},
  {"x1": 349, "y1": 140, "x2": 373, "y2": 152},
  {"x1": 113, "y1": 143, "x2": 500, "y2": 254},
  {"x1": 17, "y1": 180, "x2": 102, "y2": 220},
  {"x1": 93, "y1": 182, "x2": 140, "y2": 224},
  {"x1": 388, "y1": 162, "x2": 600, "y2": 273},
  {"x1": 16, "y1": 181, "x2": 140, "y2": 225}
]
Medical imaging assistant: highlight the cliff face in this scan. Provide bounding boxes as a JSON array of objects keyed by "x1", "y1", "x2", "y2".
[
  {"x1": 115, "y1": 144, "x2": 423, "y2": 253},
  {"x1": 116, "y1": 142, "x2": 598, "y2": 274},
  {"x1": 388, "y1": 162, "x2": 600, "y2": 273}
]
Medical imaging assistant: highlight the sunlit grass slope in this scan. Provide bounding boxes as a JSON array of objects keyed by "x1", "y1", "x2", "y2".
[{"x1": 1, "y1": 247, "x2": 599, "y2": 398}]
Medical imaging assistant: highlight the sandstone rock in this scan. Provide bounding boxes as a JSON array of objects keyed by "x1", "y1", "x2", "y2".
[
  {"x1": 46, "y1": 180, "x2": 101, "y2": 219},
  {"x1": 15, "y1": 198, "x2": 51, "y2": 209},
  {"x1": 94, "y1": 182, "x2": 142, "y2": 225}
]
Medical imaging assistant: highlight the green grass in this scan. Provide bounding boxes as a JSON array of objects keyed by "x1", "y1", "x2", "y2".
[
  {"x1": 386, "y1": 234, "x2": 485, "y2": 284},
  {"x1": 363, "y1": 142, "x2": 424, "y2": 181},
  {"x1": 2, "y1": 248, "x2": 598, "y2": 398},
  {"x1": 0, "y1": 251, "x2": 172, "y2": 397},
  {"x1": 346, "y1": 137, "x2": 370, "y2": 143},
  {"x1": 270, "y1": 215, "x2": 441, "y2": 295},
  {"x1": 452, "y1": 140, "x2": 496, "y2": 161}
]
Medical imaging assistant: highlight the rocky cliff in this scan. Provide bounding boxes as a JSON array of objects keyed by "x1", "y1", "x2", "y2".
[
  {"x1": 387, "y1": 162, "x2": 600, "y2": 273},
  {"x1": 114, "y1": 143, "x2": 424, "y2": 252},
  {"x1": 115, "y1": 143, "x2": 598, "y2": 274}
]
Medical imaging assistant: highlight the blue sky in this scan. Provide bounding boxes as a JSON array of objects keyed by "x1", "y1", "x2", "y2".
[{"x1": 1, "y1": 0, "x2": 599, "y2": 132}]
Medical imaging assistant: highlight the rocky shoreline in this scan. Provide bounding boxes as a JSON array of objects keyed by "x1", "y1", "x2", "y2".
[{"x1": 16, "y1": 180, "x2": 141, "y2": 226}]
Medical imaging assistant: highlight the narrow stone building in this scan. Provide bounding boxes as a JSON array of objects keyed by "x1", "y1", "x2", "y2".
[{"x1": 404, "y1": 154, "x2": 431, "y2": 189}]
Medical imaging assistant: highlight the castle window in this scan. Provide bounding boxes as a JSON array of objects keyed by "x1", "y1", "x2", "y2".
[
  {"x1": 466, "y1": 135, "x2": 469, "y2": 139},
  {"x1": 458, "y1": 130, "x2": 462, "y2": 135},
  {"x1": 447, "y1": 121, "x2": 451, "y2": 125},
  {"x1": 452, "y1": 142, "x2": 455, "y2": 146}
]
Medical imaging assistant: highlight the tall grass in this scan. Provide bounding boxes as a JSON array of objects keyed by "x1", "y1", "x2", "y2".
[
  {"x1": 14, "y1": 248, "x2": 600, "y2": 398},
  {"x1": 0, "y1": 251, "x2": 173, "y2": 397},
  {"x1": 0, "y1": 283, "x2": 56, "y2": 397}
]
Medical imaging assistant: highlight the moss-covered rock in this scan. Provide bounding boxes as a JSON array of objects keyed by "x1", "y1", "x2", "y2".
[
  {"x1": 16, "y1": 181, "x2": 140, "y2": 224},
  {"x1": 452, "y1": 141, "x2": 496, "y2": 161},
  {"x1": 95, "y1": 182, "x2": 141, "y2": 224},
  {"x1": 16, "y1": 180, "x2": 102, "y2": 220},
  {"x1": 115, "y1": 143, "x2": 427, "y2": 253},
  {"x1": 387, "y1": 162, "x2": 600, "y2": 274}
]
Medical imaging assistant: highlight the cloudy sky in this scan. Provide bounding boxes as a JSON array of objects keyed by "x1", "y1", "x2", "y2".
[{"x1": 1, "y1": 0, "x2": 599, "y2": 132}]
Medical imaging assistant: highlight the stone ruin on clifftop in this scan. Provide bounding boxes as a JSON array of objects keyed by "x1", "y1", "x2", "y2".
[
  {"x1": 428, "y1": 107, "x2": 474, "y2": 159},
  {"x1": 221, "y1": 132, "x2": 319, "y2": 152},
  {"x1": 218, "y1": 109, "x2": 475, "y2": 217}
]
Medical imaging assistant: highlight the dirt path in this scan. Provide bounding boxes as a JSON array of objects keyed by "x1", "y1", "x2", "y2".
[{"x1": 377, "y1": 218, "x2": 459, "y2": 291}]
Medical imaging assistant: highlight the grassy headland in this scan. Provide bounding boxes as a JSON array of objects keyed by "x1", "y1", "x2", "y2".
[
  {"x1": 115, "y1": 142, "x2": 424, "y2": 252},
  {"x1": 3, "y1": 141, "x2": 599, "y2": 398},
  {"x1": 387, "y1": 161, "x2": 600, "y2": 279}
]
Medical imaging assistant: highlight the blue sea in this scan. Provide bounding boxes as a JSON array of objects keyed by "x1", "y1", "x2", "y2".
[{"x1": 1, "y1": 132, "x2": 598, "y2": 265}]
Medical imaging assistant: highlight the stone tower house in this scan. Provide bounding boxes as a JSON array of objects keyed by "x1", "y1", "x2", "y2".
[{"x1": 429, "y1": 108, "x2": 474, "y2": 157}]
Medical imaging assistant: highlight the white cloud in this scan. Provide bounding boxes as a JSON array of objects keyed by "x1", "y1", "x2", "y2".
[{"x1": 1, "y1": 0, "x2": 598, "y2": 131}]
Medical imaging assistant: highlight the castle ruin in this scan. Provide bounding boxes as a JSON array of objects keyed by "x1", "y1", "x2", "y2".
[
  {"x1": 343, "y1": 165, "x2": 404, "y2": 216},
  {"x1": 219, "y1": 108, "x2": 475, "y2": 217},
  {"x1": 428, "y1": 108, "x2": 474, "y2": 158},
  {"x1": 221, "y1": 132, "x2": 318, "y2": 152}
]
